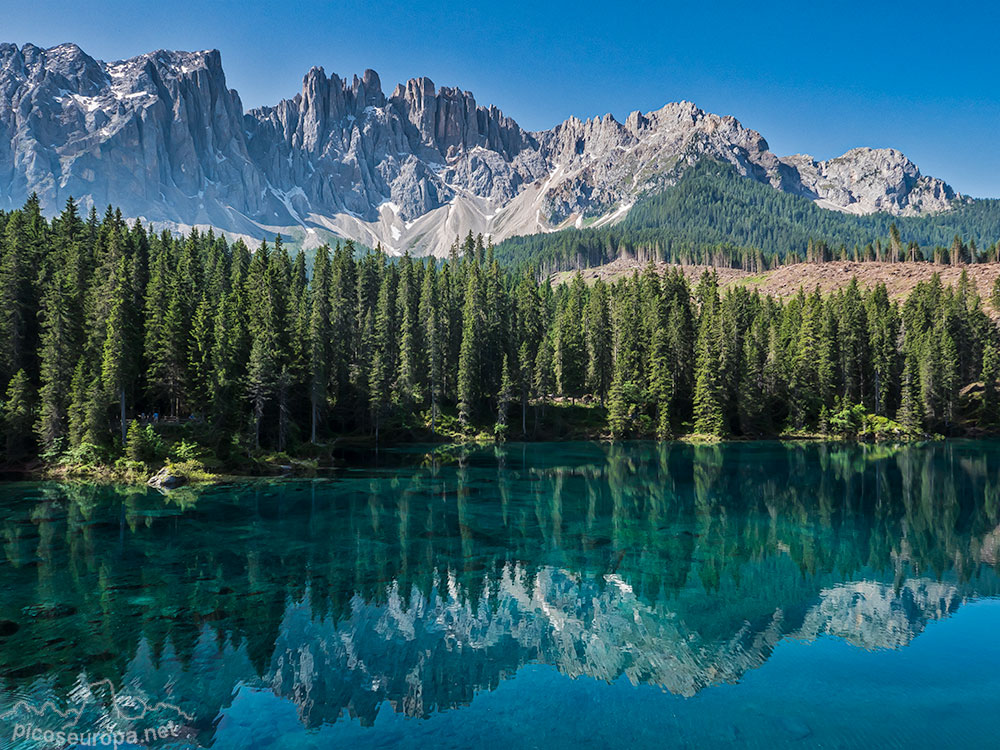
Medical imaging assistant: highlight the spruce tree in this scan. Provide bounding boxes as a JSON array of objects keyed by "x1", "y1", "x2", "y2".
[
  {"x1": 0, "y1": 212, "x2": 37, "y2": 385},
  {"x1": 3, "y1": 369, "x2": 34, "y2": 459},
  {"x1": 554, "y1": 273, "x2": 586, "y2": 398},
  {"x1": 457, "y1": 270, "x2": 484, "y2": 428},
  {"x1": 738, "y1": 318, "x2": 769, "y2": 436},
  {"x1": 369, "y1": 266, "x2": 397, "y2": 441},
  {"x1": 495, "y1": 353, "x2": 513, "y2": 440},
  {"x1": 125, "y1": 419, "x2": 149, "y2": 463},
  {"x1": 981, "y1": 341, "x2": 999, "y2": 428},
  {"x1": 36, "y1": 269, "x2": 79, "y2": 451},
  {"x1": 308, "y1": 245, "x2": 332, "y2": 442},
  {"x1": 647, "y1": 305, "x2": 673, "y2": 438},
  {"x1": 585, "y1": 280, "x2": 613, "y2": 404},
  {"x1": 209, "y1": 291, "x2": 242, "y2": 432},
  {"x1": 396, "y1": 253, "x2": 421, "y2": 405},
  {"x1": 100, "y1": 255, "x2": 137, "y2": 444},
  {"x1": 692, "y1": 287, "x2": 725, "y2": 436},
  {"x1": 898, "y1": 346, "x2": 924, "y2": 431},
  {"x1": 419, "y1": 265, "x2": 442, "y2": 432},
  {"x1": 187, "y1": 296, "x2": 215, "y2": 419}
]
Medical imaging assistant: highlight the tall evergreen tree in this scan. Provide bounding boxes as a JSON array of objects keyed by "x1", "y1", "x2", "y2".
[
  {"x1": 308, "y1": 245, "x2": 333, "y2": 442},
  {"x1": 100, "y1": 255, "x2": 137, "y2": 444},
  {"x1": 692, "y1": 278, "x2": 725, "y2": 436},
  {"x1": 457, "y1": 269, "x2": 484, "y2": 427},
  {"x1": 3, "y1": 369, "x2": 34, "y2": 459},
  {"x1": 369, "y1": 265, "x2": 397, "y2": 441}
]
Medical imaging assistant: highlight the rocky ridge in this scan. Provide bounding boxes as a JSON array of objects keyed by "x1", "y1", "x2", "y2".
[{"x1": 0, "y1": 42, "x2": 962, "y2": 255}]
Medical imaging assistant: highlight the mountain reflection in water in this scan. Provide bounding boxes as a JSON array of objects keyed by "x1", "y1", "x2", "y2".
[{"x1": 1, "y1": 441, "x2": 999, "y2": 748}]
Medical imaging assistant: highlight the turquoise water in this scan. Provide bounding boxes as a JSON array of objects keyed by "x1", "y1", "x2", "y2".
[{"x1": 1, "y1": 441, "x2": 999, "y2": 748}]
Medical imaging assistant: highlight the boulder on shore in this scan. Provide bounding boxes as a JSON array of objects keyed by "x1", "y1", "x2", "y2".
[{"x1": 148, "y1": 466, "x2": 186, "y2": 489}]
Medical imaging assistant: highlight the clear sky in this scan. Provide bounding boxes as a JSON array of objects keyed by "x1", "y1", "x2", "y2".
[{"x1": 4, "y1": 0, "x2": 998, "y2": 197}]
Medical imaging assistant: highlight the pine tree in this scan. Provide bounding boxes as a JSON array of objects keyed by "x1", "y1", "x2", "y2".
[
  {"x1": 788, "y1": 291, "x2": 822, "y2": 430},
  {"x1": 328, "y1": 242, "x2": 356, "y2": 419},
  {"x1": 838, "y1": 279, "x2": 868, "y2": 405},
  {"x1": 36, "y1": 268, "x2": 79, "y2": 451},
  {"x1": 495, "y1": 354, "x2": 513, "y2": 440},
  {"x1": 0, "y1": 212, "x2": 38, "y2": 386},
  {"x1": 3, "y1": 369, "x2": 34, "y2": 459},
  {"x1": 532, "y1": 334, "x2": 555, "y2": 408},
  {"x1": 981, "y1": 341, "x2": 999, "y2": 428},
  {"x1": 585, "y1": 280, "x2": 613, "y2": 404},
  {"x1": 419, "y1": 265, "x2": 442, "y2": 432},
  {"x1": 692, "y1": 286, "x2": 725, "y2": 436},
  {"x1": 246, "y1": 334, "x2": 273, "y2": 450},
  {"x1": 100, "y1": 254, "x2": 137, "y2": 444},
  {"x1": 308, "y1": 245, "x2": 332, "y2": 442},
  {"x1": 898, "y1": 346, "x2": 924, "y2": 431},
  {"x1": 738, "y1": 318, "x2": 769, "y2": 436},
  {"x1": 269, "y1": 241, "x2": 296, "y2": 452},
  {"x1": 457, "y1": 269, "x2": 484, "y2": 428},
  {"x1": 208, "y1": 291, "x2": 243, "y2": 432},
  {"x1": 125, "y1": 419, "x2": 149, "y2": 463},
  {"x1": 665, "y1": 286, "x2": 696, "y2": 424},
  {"x1": 647, "y1": 304, "x2": 673, "y2": 438},
  {"x1": 369, "y1": 266, "x2": 397, "y2": 441},
  {"x1": 515, "y1": 270, "x2": 543, "y2": 433},
  {"x1": 554, "y1": 273, "x2": 586, "y2": 398},
  {"x1": 607, "y1": 352, "x2": 640, "y2": 438},
  {"x1": 187, "y1": 296, "x2": 215, "y2": 418},
  {"x1": 867, "y1": 284, "x2": 899, "y2": 417},
  {"x1": 245, "y1": 242, "x2": 276, "y2": 448},
  {"x1": 396, "y1": 253, "x2": 421, "y2": 405}
]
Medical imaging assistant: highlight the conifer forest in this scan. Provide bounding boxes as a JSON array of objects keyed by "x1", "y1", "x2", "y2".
[{"x1": 2, "y1": 195, "x2": 1000, "y2": 471}]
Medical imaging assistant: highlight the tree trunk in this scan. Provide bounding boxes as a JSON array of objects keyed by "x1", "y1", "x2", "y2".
[
  {"x1": 311, "y1": 395, "x2": 318, "y2": 444},
  {"x1": 278, "y1": 383, "x2": 288, "y2": 452},
  {"x1": 119, "y1": 388, "x2": 126, "y2": 444},
  {"x1": 253, "y1": 396, "x2": 263, "y2": 449}
]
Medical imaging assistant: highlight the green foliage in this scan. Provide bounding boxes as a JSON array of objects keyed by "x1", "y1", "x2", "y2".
[
  {"x1": 125, "y1": 419, "x2": 168, "y2": 464},
  {"x1": 125, "y1": 420, "x2": 148, "y2": 462},
  {"x1": 163, "y1": 458, "x2": 214, "y2": 483},
  {"x1": 59, "y1": 441, "x2": 106, "y2": 467},
  {"x1": 828, "y1": 400, "x2": 868, "y2": 436}
]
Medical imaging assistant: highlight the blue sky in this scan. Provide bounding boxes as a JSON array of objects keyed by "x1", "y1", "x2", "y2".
[{"x1": 5, "y1": 1, "x2": 999, "y2": 197}]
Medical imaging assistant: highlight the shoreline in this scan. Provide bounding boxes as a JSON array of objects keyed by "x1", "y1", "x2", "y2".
[{"x1": 1, "y1": 431, "x2": 955, "y2": 487}]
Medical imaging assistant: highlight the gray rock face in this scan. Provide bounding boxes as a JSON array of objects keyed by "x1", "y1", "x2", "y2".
[
  {"x1": 0, "y1": 43, "x2": 269, "y2": 231},
  {"x1": 780, "y1": 148, "x2": 958, "y2": 216},
  {"x1": 0, "y1": 42, "x2": 964, "y2": 255},
  {"x1": 532, "y1": 102, "x2": 801, "y2": 223}
]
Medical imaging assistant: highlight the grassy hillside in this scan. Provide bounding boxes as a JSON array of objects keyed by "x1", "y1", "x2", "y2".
[{"x1": 552, "y1": 259, "x2": 1000, "y2": 310}]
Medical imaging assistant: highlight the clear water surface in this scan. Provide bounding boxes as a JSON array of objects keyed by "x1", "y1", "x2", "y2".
[{"x1": 1, "y1": 441, "x2": 999, "y2": 749}]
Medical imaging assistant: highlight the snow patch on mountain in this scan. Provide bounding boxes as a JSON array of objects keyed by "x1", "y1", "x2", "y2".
[{"x1": 0, "y1": 42, "x2": 963, "y2": 256}]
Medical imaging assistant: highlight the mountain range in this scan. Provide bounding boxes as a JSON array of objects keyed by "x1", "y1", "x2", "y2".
[{"x1": 0, "y1": 42, "x2": 970, "y2": 256}]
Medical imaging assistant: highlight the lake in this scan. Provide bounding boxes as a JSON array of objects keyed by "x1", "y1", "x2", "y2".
[{"x1": 1, "y1": 441, "x2": 999, "y2": 749}]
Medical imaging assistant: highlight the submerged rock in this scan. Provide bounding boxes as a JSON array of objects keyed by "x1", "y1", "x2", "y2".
[
  {"x1": 20, "y1": 603, "x2": 76, "y2": 620},
  {"x1": 779, "y1": 717, "x2": 812, "y2": 740}
]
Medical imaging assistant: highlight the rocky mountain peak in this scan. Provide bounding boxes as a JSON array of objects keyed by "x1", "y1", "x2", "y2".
[
  {"x1": 0, "y1": 41, "x2": 965, "y2": 255},
  {"x1": 780, "y1": 146, "x2": 956, "y2": 215}
]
